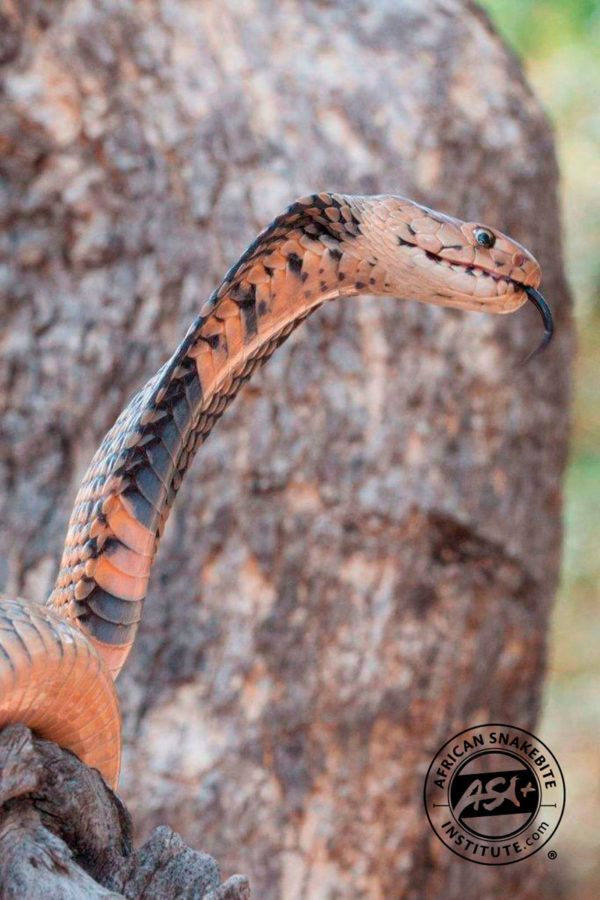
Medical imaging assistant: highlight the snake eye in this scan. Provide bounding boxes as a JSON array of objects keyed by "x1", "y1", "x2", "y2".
[{"x1": 474, "y1": 227, "x2": 496, "y2": 249}]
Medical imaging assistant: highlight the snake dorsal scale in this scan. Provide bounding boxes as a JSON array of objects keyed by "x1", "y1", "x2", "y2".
[
  {"x1": 0, "y1": 596, "x2": 121, "y2": 786},
  {"x1": 47, "y1": 199, "x2": 347, "y2": 677}
]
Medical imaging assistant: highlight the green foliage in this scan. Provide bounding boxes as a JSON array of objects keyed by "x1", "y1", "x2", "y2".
[
  {"x1": 482, "y1": 0, "x2": 599, "y2": 57},
  {"x1": 482, "y1": 0, "x2": 600, "y2": 317}
]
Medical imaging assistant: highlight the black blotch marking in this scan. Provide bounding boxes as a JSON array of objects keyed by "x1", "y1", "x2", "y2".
[
  {"x1": 83, "y1": 538, "x2": 100, "y2": 560},
  {"x1": 179, "y1": 355, "x2": 196, "y2": 374},
  {"x1": 355, "y1": 281, "x2": 366, "y2": 290},
  {"x1": 303, "y1": 221, "x2": 339, "y2": 241},
  {"x1": 164, "y1": 481, "x2": 176, "y2": 513},
  {"x1": 306, "y1": 194, "x2": 361, "y2": 228},
  {"x1": 135, "y1": 465, "x2": 167, "y2": 507},
  {"x1": 301, "y1": 271, "x2": 309, "y2": 282},
  {"x1": 338, "y1": 272, "x2": 345, "y2": 281},
  {"x1": 304, "y1": 290, "x2": 312, "y2": 298},
  {"x1": 328, "y1": 248, "x2": 342, "y2": 261},
  {"x1": 122, "y1": 436, "x2": 151, "y2": 470},
  {"x1": 203, "y1": 333, "x2": 220, "y2": 349},
  {"x1": 159, "y1": 418, "x2": 182, "y2": 458},
  {"x1": 123, "y1": 486, "x2": 160, "y2": 532},
  {"x1": 465, "y1": 267, "x2": 476, "y2": 277},
  {"x1": 264, "y1": 265, "x2": 274, "y2": 277},
  {"x1": 171, "y1": 395, "x2": 191, "y2": 437},
  {"x1": 407, "y1": 223, "x2": 416, "y2": 235},
  {"x1": 258, "y1": 300, "x2": 267, "y2": 315},
  {"x1": 444, "y1": 244, "x2": 463, "y2": 251},
  {"x1": 161, "y1": 377, "x2": 184, "y2": 405},
  {"x1": 307, "y1": 194, "x2": 329, "y2": 212},
  {"x1": 146, "y1": 441, "x2": 173, "y2": 478},
  {"x1": 80, "y1": 610, "x2": 136, "y2": 644},
  {"x1": 397, "y1": 236, "x2": 413, "y2": 247},
  {"x1": 320, "y1": 280, "x2": 328, "y2": 291},
  {"x1": 235, "y1": 284, "x2": 258, "y2": 337},
  {"x1": 494, "y1": 260, "x2": 505, "y2": 268},
  {"x1": 214, "y1": 198, "x2": 346, "y2": 293},
  {"x1": 87, "y1": 585, "x2": 142, "y2": 626},
  {"x1": 369, "y1": 277, "x2": 376, "y2": 285},
  {"x1": 184, "y1": 373, "x2": 202, "y2": 409},
  {"x1": 287, "y1": 252, "x2": 303, "y2": 276},
  {"x1": 425, "y1": 251, "x2": 441, "y2": 263}
]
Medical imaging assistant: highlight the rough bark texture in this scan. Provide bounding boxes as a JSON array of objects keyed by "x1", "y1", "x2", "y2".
[
  {"x1": 0, "y1": 1, "x2": 572, "y2": 898},
  {"x1": 0, "y1": 724, "x2": 250, "y2": 899}
]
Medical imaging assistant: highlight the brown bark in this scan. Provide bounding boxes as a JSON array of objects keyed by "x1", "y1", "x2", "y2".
[
  {"x1": 0, "y1": 1, "x2": 571, "y2": 898},
  {"x1": 0, "y1": 724, "x2": 249, "y2": 899}
]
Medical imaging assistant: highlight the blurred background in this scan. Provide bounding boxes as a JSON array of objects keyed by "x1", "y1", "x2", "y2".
[
  {"x1": 482, "y1": 0, "x2": 599, "y2": 895},
  {"x1": 0, "y1": 0, "x2": 595, "y2": 896}
]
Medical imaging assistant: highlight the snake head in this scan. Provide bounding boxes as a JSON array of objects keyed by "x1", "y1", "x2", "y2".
[
  {"x1": 355, "y1": 195, "x2": 542, "y2": 314},
  {"x1": 348, "y1": 195, "x2": 551, "y2": 360}
]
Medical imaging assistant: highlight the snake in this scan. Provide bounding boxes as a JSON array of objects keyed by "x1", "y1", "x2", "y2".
[{"x1": 0, "y1": 193, "x2": 553, "y2": 790}]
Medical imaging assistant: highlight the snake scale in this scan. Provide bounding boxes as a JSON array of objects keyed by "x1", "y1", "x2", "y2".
[{"x1": 0, "y1": 194, "x2": 552, "y2": 789}]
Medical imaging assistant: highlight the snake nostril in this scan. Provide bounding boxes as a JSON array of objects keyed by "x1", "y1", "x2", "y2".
[{"x1": 513, "y1": 253, "x2": 525, "y2": 268}]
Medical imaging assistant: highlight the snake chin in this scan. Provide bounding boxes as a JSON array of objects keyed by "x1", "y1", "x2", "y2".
[{"x1": 416, "y1": 248, "x2": 530, "y2": 313}]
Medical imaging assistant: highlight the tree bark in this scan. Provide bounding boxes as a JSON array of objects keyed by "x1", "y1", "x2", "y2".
[
  {"x1": 0, "y1": 1, "x2": 571, "y2": 898},
  {"x1": 0, "y1": 724, "x2": 249, "y2": 899}
]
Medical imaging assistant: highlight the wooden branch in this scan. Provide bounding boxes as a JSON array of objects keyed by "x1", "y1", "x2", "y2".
[{"x1": 0, "y1": 725, "x2": 250, "y2": 899}]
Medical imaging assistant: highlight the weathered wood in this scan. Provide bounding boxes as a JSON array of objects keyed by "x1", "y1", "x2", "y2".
[
  {"x1": 0, "y1": 0, "x2": 572, "y2": 897},
  {"x1": 0, "y1": 724, "x2": 249, "y2": 899}
]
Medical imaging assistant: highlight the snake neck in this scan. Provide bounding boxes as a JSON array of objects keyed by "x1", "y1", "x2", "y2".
[{"x1": 48, "y1": 194, "x2": 389, "y2": 677}]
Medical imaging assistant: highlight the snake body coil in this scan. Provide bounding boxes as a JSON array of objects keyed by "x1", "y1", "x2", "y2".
[{"x1": 0, "y1": 194, "x2": 547, "y2": 788}]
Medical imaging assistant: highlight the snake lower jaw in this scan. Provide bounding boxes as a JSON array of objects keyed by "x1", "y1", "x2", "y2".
[
  {"x1": 424, "y1": 284, "x2": 528, "y2": 315},
  {"x1": 483, "y1": 286, "x2": 530, "y2": 314}
]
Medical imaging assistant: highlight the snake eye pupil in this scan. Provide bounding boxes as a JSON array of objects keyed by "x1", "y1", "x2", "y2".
[{"x1": 475, "y1": 227, "x2": 495, "y2": 249}]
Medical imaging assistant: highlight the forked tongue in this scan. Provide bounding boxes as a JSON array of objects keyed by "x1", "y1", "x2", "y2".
[{"x1": 521, "y1": 286, "x2": 554, "y2": 365}]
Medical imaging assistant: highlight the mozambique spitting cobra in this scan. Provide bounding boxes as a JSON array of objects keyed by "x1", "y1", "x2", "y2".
[{"x1": 0, "y1": 193, "x2": 553, "y2": 789}]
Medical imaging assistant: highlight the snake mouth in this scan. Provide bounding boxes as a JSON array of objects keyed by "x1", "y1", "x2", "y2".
[
  {"x1": 397, "y1": 237, "x2": 534, "y2": 300},
  {"x1": 425, "y1": 249, "x2": 534, "y2": 291},
  {"x1": 404, "y1": 241, "x2": 554, "y2": 361},
  {"x1": 434, "y1": 254, "x2": 554, "y2": 362}
]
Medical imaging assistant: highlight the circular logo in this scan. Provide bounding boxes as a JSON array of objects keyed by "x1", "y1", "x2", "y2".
[{"x1": 424, "y1": 724, "x2": 565, "y2": 865}]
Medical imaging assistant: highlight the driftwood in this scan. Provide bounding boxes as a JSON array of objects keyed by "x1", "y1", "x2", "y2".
[
  {"x1": 0, "y1": 724, "x2": 249, "y2": 899},
  {"x1": 0, "y1": 0, "x2": 572, "y2": 897}
]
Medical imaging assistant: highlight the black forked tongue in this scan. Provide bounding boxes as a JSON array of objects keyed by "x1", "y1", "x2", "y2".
[{"x1": 521, "y1": 286, "x2": 554, "y2": 365}]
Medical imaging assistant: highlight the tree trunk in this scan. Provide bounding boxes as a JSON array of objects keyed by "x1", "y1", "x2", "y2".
[
  {"x1": 0, "y1": 1, "x2": 571, "y2": 898},
  {"x1": 0, "y1": 724, "x2": 249, "y2": 899}
]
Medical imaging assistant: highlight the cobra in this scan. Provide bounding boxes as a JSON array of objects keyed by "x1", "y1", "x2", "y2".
[{"x1": 0, "y1": 194, "x2": 553, "y2": 789}]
